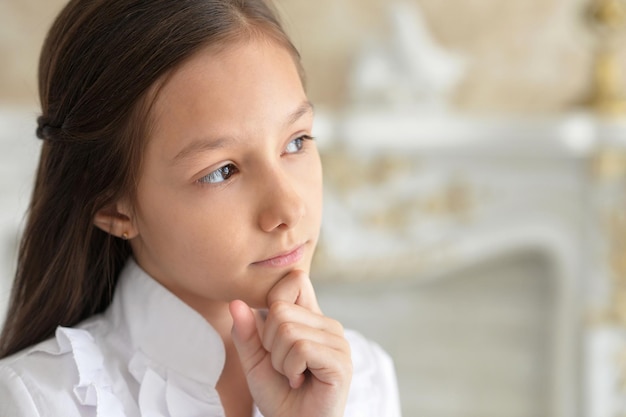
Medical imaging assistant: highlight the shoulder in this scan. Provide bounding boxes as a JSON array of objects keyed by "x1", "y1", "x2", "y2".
[
  {"x1": 344, "y1": 329, "x2": 402, "y2": 417},
  {"x1": 0, "y1": 335, "x2": 80, "y2": 416},
  {"x1": 0, "y1": 359, "x2": 42, "y2": 416},
  {"x1": 345, "y1": 329, "x2": 394, "y2": 373},
  {"x1": 0, "y1": 318, "x2": 115, "y2": 417}
]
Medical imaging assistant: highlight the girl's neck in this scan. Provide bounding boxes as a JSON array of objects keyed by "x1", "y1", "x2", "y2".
[
  {"x1": 200, "y1": 301, "x2": 235, "y2": 341},
  {"x1": 217, "y1": 336, "x2": 254, "y2": 417},
  {"x1": 202, "y1": 302, "x2": 254, "y2": 417}
]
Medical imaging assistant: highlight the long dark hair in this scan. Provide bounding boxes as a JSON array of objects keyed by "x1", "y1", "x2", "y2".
[{"x1": 0, "y1": 0, "x2": 302, "y2": 358}]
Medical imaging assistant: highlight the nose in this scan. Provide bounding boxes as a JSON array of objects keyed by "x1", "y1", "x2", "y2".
[{"x1": 257, "y1": 167, "x2": 306, "y2": 232}]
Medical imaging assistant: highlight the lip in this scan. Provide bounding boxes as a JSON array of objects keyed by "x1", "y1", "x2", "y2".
[{"x1": 253, "y1": 244, "x2": 306, "y2": 267}]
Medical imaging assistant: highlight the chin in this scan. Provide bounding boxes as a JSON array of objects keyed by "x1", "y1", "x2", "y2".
[{"x1": 241, "y1": 296, "x2": 270, "y2": 311}]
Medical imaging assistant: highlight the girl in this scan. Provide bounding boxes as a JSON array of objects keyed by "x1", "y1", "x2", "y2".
[{"x1": 0, "y1": 0, "x2": 400, "y2": 416}]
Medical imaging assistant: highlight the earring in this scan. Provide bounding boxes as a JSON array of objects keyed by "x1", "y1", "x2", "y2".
[{"x1": 121, "y1": 232, "x2": 129, "y2": 240}]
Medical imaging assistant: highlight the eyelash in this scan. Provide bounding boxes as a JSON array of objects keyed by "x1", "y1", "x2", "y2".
[
  {"x1": 197, "y1": 135, "x2": 315, "y2": 185},
  {"x1": 282, "y1": 134, "x2": 314, "y2": 155},
  {"x1": 197, "y1": 163, "x2": 239, "y2": 185}
]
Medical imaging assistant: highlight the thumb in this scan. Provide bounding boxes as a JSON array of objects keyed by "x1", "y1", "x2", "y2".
[{"x1": 229, "y1": 300, "x2": 267, "y2": 374}]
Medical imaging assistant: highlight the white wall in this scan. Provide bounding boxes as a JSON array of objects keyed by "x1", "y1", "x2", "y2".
[{"x1": 0, "y1": 106, "x2": 40, "y2": 324}]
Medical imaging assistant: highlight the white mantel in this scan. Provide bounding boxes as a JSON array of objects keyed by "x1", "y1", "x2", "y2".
[{"x1": 312, "y1": 109, "x2": 626, "y2": 417}]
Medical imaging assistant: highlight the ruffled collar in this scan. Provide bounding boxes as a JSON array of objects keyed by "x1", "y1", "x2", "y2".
[{"x1": 36, "y1": 258, "x2": 231, "y2": 416}]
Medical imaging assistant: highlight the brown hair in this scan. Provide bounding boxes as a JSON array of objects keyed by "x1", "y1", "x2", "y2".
[{"x1": 0, "y1": 0, "x2": 303, "y2": 358}]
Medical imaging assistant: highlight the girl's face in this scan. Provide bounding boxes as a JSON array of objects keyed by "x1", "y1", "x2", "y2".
[{"x1": 129, "y1": 39, "x2": 322, "y2": 314}]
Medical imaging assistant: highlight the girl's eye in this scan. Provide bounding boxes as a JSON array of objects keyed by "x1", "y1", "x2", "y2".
[
  {"x1": 284, "y1": 135, "x2": 314, "y2": 155},
  {"x1": 198, "y1": 163, "x2": 238, "y2": 184}
]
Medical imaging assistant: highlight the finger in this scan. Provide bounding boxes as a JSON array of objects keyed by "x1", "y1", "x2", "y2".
[
  {"x1": 229, "y1": 300, "x2": 267, "y2": 374},
  {"x1": 282, "y1": 339, "x2": 352, "y2": 388},
  {"x1": 254, "y1": 308, "x2": 268, "y2": 336},
  {"x1": 267, "y1": 269, "x2": 321, "y2": 313},
  {"x1": 265, "y1": 321, "x2": 348, "y2": 381},
  {"x1": 261, "y1": 301, "x2": 344, "y2": 352}
]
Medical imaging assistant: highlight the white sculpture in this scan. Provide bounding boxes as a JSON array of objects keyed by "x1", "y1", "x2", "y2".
[{"x1": 349, "y1": 1, "x2": 466, "y2": 111}]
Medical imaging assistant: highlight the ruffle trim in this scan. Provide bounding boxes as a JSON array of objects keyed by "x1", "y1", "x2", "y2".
[
  {"x1": 54, "y1": 327, "x2": 227, "y2": 417},
  {"x1": 48, "y1": 328, "x2": 386, "y2": 417},
  {"x1": 54, "y1": 326, "x2": 126, "y2": 416},
  {"x1": 128, "y1": 350, "x2": 225, "y2": 417}
]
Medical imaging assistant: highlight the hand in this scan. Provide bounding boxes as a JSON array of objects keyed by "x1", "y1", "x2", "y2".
[{"x1": 229, "y1": 270, "x2": 352, "y2": 417}]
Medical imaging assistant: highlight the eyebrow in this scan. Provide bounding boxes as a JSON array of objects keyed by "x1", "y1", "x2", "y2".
[
  {"x1": 172, "y1": 100, "x2": 314, "y2": 163},
  {"x1": 285, "y1": 100, "x2": 314, "y2": 128}
]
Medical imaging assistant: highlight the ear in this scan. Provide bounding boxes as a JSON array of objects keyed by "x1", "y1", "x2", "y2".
[{"x1": 93, "y1": 199, "x2": 138, "y2": 240}]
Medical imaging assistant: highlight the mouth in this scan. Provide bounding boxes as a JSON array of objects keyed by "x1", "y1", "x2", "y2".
[{"x1": 253, "y1": 243, "x2": 306, "y2": 268}]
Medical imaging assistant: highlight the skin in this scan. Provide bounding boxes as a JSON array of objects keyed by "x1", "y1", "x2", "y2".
[{"x1": 94, "y1": 37, "x2": 352, "y2": 417}]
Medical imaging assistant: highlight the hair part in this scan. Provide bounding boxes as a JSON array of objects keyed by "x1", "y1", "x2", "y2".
[{"x1": 0, "y1": 0, "x2": 303, "y2": 358}]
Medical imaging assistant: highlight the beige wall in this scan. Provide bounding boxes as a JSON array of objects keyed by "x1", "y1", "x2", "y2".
[
  {"x1": 0, "y1": 0, "x2": 600, "y2": 113},
  {"x1": 0, "y1": 1, "x2": 65, "y2": 106}
]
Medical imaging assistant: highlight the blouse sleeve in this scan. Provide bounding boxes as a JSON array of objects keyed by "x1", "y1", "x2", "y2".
[
  {"x1": 370, "y1": 341, "x2": 402, "y2": 417},
  {"x1": 344, "y1": 330, "x2": 402, "y2": 417},
  {"x1": 0, "y1": 365, "x2": 41, "y2": 417}
]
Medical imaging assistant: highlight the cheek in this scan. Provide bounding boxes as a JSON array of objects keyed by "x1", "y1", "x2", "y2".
[
  {"x1": 133, "y1": 184, "x2": 222, "y2": 253},
  {"x1": 134, "y1": 195, "x2": 248, "y2": 280},
  {"x1": 162, "y1": 199, "x2": 243, "y2": 248},
  {"x1": 304, "y1": 157, "x2": 324, "y2": 226},
  {"x1": 311, "y1": 155, "x2": 324, "y2": 201},
  {"x1": 313, "y1": 171, "x2": 323, "y2": 210}
]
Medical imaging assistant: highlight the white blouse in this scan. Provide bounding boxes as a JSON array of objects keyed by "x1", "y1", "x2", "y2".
[{"x1": 0, "y1": 259, "x2": 401, "y2": 416}]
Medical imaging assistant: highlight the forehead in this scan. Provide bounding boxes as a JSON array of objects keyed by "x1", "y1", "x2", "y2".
[{"x1": 148, "y1": 38, "x2": 306, "y2": 139}]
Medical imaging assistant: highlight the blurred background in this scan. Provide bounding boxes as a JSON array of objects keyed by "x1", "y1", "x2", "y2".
[{"x1": 3, "y1": 0, "x2": 626, "y2": 416}]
